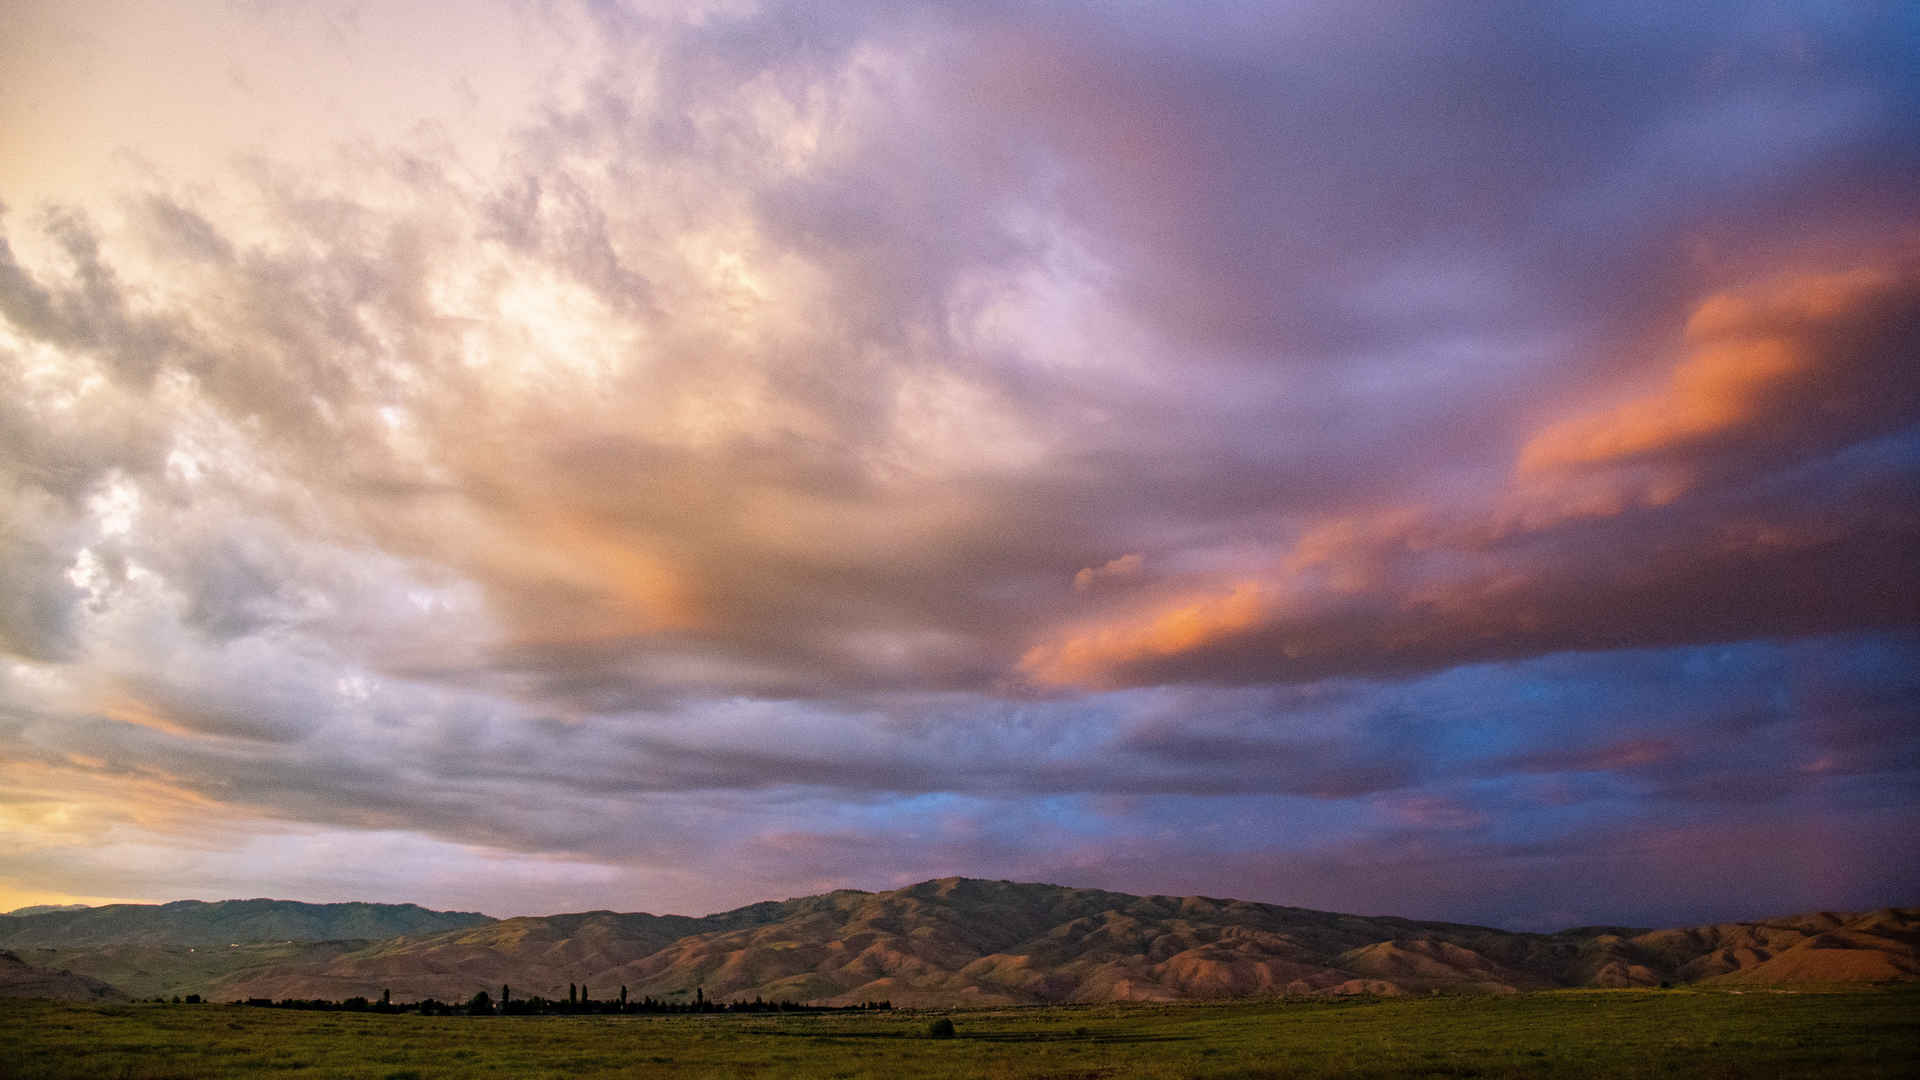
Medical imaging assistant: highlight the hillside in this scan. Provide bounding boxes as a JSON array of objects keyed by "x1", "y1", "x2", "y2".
[
  {"x1": 2, "y1": 904, "x2": 92, "y2": 917},
  {"x1": 12, "y1": 941, "x2": 367, "y2": 1001},
  {"x1": 194, "y1": 879, "x2": 1918, "y2": 1005},
  {"x1": 0, "y1": 899, "x2": 493, "y2": 949},
  {"x1": 1628, "y1": 909, "x2": 1920, "y2": 985},
  {"x1": 0, "y1": 950, "x2": 128, "y2": 1002}
]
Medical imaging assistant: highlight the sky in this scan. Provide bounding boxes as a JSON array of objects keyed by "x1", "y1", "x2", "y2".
[{"x1": 1, "y1": 0, "x2": 1916, "y2": 932}]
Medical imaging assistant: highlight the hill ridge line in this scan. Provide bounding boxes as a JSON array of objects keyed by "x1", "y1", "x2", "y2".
[{"x1": 5, "y1": 879, "x2": 1913, "y2": 1004}]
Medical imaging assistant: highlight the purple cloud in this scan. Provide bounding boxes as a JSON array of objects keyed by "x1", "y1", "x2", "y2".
[{"x1": 0, "y1": 0, "x2": 1914, "y2": 926}]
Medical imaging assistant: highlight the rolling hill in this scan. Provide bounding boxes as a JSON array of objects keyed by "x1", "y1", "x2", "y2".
[
  {"x1": 10, "y1": 941, "x2": 373, "y2": 1001},
  {"x1": 5, "y1": 880, "x2": 1912, "y2": 1004},
  {"x1": 0, "y1": 899, "x2": 493, "y2": 949},
  {"x1": 0, "y1": 950, "x2": 128, "y2": 1002},
  {"x1": 2, "y1": 904, "x2": 92, "y2": 917},
  {"x1": 190, "y1": 879, "x2": 1917, "y2": 1005}
]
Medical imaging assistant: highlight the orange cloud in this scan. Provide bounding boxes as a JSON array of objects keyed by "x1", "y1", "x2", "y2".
[
  {"x1": 0, "y1": 756, "x2": 224, "y2": 848},
  {"x1": 1073, "y1": 552, "x2": 1144, "y2": 591},
  {"x1": 509, "y1": 508, "x2": 698, "y2": 644},
  {"x1": 1518, "y1": 266, "x2": 1899, "y2": 475},
  {"x1": 1020, "y1": 582, "x2": 1268, "y2": 687},
  {"x1": 1285, "y1": 508, "x2": 1427, "y2": 592},
  {"x1": 375, "y1": 479, "x2": 701, "y2": 652},
  {"x1": 1519, "y1": 337, "x2": 1803, "y2": 473},
  {"x1": 100, "y1": 694, "x2": 204, "y2": 740},
  {"x1": 1019, "y1": 260, "x2": 1919, "y2": 690}
]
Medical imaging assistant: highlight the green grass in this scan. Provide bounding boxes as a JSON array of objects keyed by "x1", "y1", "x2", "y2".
[{"x1": 5, "y1": 987, "x2": 1917, "y2": 1079}]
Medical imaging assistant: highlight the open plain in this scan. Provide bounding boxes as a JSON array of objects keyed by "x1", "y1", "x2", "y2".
[{"x1": 9, "y1": 986, "x2": 1919, "y2": 1080}]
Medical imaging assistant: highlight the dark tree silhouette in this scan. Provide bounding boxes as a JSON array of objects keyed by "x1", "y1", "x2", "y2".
[{"x1": 227, "y1": 989, "x2": 891, "y2": 1017}]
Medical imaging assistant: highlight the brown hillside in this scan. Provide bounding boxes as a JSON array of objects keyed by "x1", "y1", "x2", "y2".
[
  {"x1": 1624, "y1": 908, "x2": 1920, "y2": 984},
  {"x1": 0, "y1": 950, "x2": 128, "y2": 1001},
  {"x1": 1698, "y1": 911, "x2": 1920, "y2": 985},
  {"x1": 196, "y1": 880, "x2": 1920, "y2": 1006}
]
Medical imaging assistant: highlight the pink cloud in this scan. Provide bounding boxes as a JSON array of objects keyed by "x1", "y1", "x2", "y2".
[{"x1": 1073, "y1": 552, "x2": 1145, "y2": 592}]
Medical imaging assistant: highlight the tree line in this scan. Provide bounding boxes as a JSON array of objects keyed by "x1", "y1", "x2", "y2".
[{"x1": 216, "y1": 984, "x2": 891, "y2": 1016}]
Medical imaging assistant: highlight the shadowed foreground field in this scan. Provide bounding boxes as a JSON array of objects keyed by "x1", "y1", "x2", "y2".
[{"x1": 6, "y1": 988, "x2": 1917, "y2": 1079}]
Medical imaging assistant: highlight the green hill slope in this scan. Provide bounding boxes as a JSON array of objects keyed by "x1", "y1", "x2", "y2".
[{"x1": 0, "y1": 899, "x2": 493, "y2": 949}]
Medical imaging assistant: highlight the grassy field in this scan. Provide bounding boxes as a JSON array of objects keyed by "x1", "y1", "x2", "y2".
[{"x1": 5, "y1": 987, "x2": 1917, "y2": 1079}]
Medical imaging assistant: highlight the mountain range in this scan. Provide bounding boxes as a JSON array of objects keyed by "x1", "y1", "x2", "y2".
[
  {"x1": 2, "y1": 904, "x2": 92, "y2": 917},
  {"x1": 0, "y1": 899, "x2": 490, "y2": 948},
  {"x1": 3, "y1": 879, "x2": 1914, "y2": 1004}
]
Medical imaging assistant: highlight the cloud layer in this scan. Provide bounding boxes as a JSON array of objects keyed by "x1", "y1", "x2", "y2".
[{"x1": 1, "y1": 0, "x2": 1915, "y2": 928}]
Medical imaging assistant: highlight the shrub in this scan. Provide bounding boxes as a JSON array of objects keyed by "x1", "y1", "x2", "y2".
[{"x1": 927, "y1": 1017, "x2": 956, "y2": 1039}]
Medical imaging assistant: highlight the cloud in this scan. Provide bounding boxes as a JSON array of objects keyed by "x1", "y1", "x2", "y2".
[
  {"x1": 1018, "y1": 260, "x2": 1920, "y2": 690},
  {"x1": 1073, "y1": 552, "x2": 1143, "y2": 592},
  {"x1": 1031, "y1": 804, "x2": 1920, "y2": 931},
  {"x1": 1021, "y1": 583, "x2": 1269, "y2": 688},
  {"x1": 4, "y1": 625, "x2": 1915, "y2": 921},
  {"x1": 1520, "y1": 265, "x2": 1920, "y2": 481},
  {"x1": 0, "y1": 0, "x2": 1916, "y2": 924}
]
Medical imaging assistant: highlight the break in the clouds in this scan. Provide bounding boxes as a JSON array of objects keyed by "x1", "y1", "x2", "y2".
[{"x1": 1, "y1": 0, "x2": 1916, "y2": 929}]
